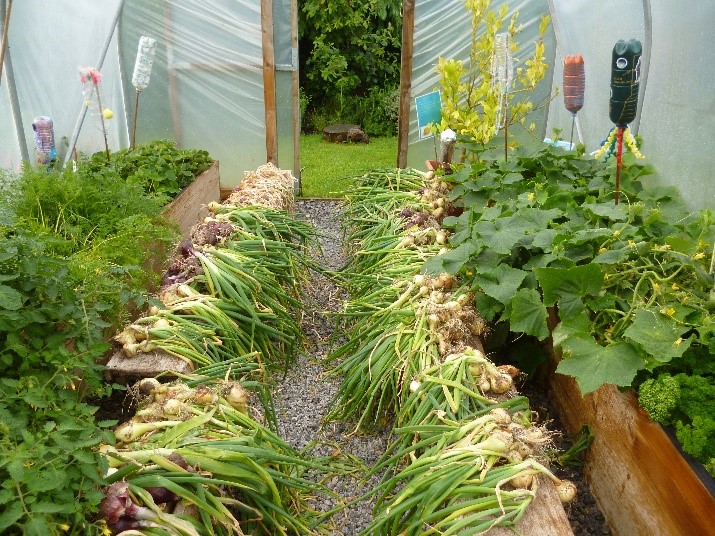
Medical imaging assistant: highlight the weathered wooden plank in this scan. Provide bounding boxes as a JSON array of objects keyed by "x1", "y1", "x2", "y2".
[
  {"x1": 161, "y1": 161, "x2": 220, "y2": 238},
  {"x1": 105, "y1": 348, "x2": 192, "y2": 381},
  {"x1": 546, "y1": 338, "x2": 715, "y2": 536},
  {"x1": 488, "y1": 476, "x2": 574, "y2": 536}
]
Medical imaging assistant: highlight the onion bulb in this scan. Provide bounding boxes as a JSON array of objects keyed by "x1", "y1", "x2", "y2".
[
  {"x1": 445, "y1": 300, "x2": 462, "y2": 312},
  {"x1": 430, "y1": 290, "x2": 446, "y2": 304},
  {"x1": 556, "y1": 480, "x2": 577, "y2": 503},
  {"x1": 427, "y1": 313, "x2": 441, "y2": 328},
  {"x1": 193, "y1": 385, "x2": 218, "y2": 406},
  {"x1": 489, "y1": 407, "x2": 512, "y2": 425},
  {"x1": 505, "y1": 449, "x2": 523, "y2": 464},
  {"x1": 409, "y1": 380, "x2": 421, "y2": 393},
  {"x1": 206, "y1": 201, "x2": 222, "y2": 213},
  {"x1": 489, "y1": 372, "x2": 513, "y2": 394},
  {"x1": 509, "y1": 472, "x2": 534, "y2": 490},
  {"x1": 435, "y1": 272, "x2": 454, "y2": 289},
  {"x1": 224, "y1": 383, "x2": 249, "y2": 412},
  {"x1": 114, "y1": 420, "x2": 179, "y2": 443},
  {"x1": 153, "y1": 318, "x2": 171, "y2": 329},
  {"x1": 136, "y1": 378, "x2": 161, "y2": 396},
  {"x1": 432, "y1": 207, "x2": 445, "y2": 219},
  {"x1": 456, "y1": 293, "x2": 472, "y2": 307},
  {"x1": 162, "y1": 398, "x2": 183, "y2": 416},
  {"x1": 413, "y1": 274, "x2": 426, "y2": 286}
]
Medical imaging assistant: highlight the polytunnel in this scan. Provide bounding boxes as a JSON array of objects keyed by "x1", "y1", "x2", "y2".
[
  {"x1": 400, "y1": 0, "x2": 715, "y2": 211},
  {"x1": 0, "y1": 0, "x2": 299, "y2": 187},
  {"x1": 2, "y1": 0, "x2": 715, "y2": 535}
]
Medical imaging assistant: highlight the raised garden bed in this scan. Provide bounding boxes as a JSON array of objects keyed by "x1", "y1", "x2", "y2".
[{"x1": 544, "y1": 312, "x2": 715, "y2": 536}]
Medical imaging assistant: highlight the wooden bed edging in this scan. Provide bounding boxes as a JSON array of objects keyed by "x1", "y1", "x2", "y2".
[
  {"x1": 544, "y1": 313, "x2": 715, "y2": 536},
  {"x1": 162, "y1": 161, "x2": 220, "y2": 238}
]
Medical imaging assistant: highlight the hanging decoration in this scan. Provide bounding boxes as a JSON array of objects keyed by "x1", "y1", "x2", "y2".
[
  {"x1": 562, "y1": 53, "x2": 585, "y2": 150},
  {"x1": 593, "y1": 39, "x2": 644, "y2": 204},
  {"x1": 79, "y1": 66, "x2": 112, "y2": 161},
  {"x1": 490, "y1": 32, "x2": 514, "y2": 161},
  {"x1": 131, "y1": 36, "x2": 157, "y2": 148},
  {"x1": 32, "y1": 116, "x2": 56, "y2": 168}
]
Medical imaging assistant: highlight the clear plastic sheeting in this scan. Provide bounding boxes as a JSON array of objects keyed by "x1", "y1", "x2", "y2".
[
  {"x1": 0, "y1": 0, "x2": 129, "y2": 167},
  {"x1": 120, "y1": 0, "x2": 266, "y2": 185},
  {"x1": 407, "y1": 0, "x2": 715, "y2": 211},
  {"x1": 546, "y1": 0, "x2": 715, "y2": 211},
  {"x1": 0, "y1": 0, "x2": 297, "y2": 186},
  {"x1": 407, "y1": 0, "x2": 556, "y2": 169}
]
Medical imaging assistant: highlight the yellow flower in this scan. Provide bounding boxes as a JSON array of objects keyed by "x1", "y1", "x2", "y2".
[
  {"x1": 465, "y1": 270, "x2": 473, "y2": 277},
  {"x1": 598, "y1": 247, "x2": 608, "y2": 254},
  {"x1": 671, "y1": 283, "x2": 679, "y2": 291},
  {"x1": 693, "y1": 252, "x2": 705, "y2": 260},
  {"x1": 59, "y1": 524, "x2": 71, "y2": 532},
  {"x1": 613, "y1": 230, "x2": 621, "y2": 237},
  {"x1": 673, "y1": 337, "x2": 683, "y2": 347},
  {"x1": 527, "y1": 192, "x2": 535, "y2": 201},
  {"x1": 653, "y1": 282, "x2": 660, "y2": 291},
  {"x1": 102, "y1": 108, "x2": 114, "y2": 119},
  {"x1": 660, "y1": 307, "x2": 676, "y2": 317},
  {"x1": 627, "y1": 240, "x2": 635, "y2": 248}
]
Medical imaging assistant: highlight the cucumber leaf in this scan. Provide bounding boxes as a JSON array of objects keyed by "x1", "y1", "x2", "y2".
[
  {"x1": 623, "y1": 308, "x2": 692, "y2": 364},
  {"x1": 557, "y1": 336, "x2": 644, "y2": 393}
]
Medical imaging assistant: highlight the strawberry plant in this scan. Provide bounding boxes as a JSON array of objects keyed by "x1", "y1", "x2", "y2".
[{"x1": 80, "y1": 139, "x2": 213, "y2": 202}]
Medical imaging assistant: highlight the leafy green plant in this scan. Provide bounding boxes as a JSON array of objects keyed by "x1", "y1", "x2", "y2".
[
  {"x1": 424, "y1": 146, "x2": 714, "y2": 393},
  {"x1": 422, "y1": 145, "x2": 715, "y2": 469},
  {"x1": 0, "y1": 155, "x2": 180, "y2": 532},
  {"x1": 0, "y1": 379, "x2": 114, "y2": 536},
  {"x1": 639, "y1": 373, "x2": 715, "y2": 476},
  {"x1": 80, "y1": 139, "x2": 212, "y2": 201}
]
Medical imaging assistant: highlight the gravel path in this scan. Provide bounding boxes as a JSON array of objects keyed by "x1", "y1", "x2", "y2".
[
  {"x1": 274, "y1": 198, "x2": 611, "y2": 536},
  {"x1": 274, "y1": 199, "x2": 389, "y2": 535}
]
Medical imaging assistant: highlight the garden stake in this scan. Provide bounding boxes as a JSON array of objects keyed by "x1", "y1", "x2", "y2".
[
  {"x1": 562, "y1": 54, "x2": 585, "y2": 150},
  {"x1": 491, "y1": 33, "x2": 513, "y2": 161},
  {"x1": 79, "y1": 66, "x2": 111, "y2": 161}
]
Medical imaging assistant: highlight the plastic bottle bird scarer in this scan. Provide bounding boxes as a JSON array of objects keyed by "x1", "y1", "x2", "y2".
[
  {"x1": 593, "y1": 39, "x2": 645, "y2": 205},
  {"x1": 32, "y1": 116, "x2": 56, "y2": 168},
  {"x1": 562, "y1": 54, "x2": 585, "y2": 149}
]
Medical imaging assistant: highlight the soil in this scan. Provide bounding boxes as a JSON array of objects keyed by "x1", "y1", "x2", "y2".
[{"x1": 97, "y1": 198, "x2": 613, "y2": 535}]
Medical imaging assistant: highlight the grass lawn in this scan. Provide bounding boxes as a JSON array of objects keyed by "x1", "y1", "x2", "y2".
[{"x1": 298, "y1": 134, "x2": 398, "y2": 198}]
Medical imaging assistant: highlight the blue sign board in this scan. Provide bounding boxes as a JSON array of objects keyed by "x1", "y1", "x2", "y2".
[{"x1": 415, "y1": 91, "x2": 442, "y2": 140}]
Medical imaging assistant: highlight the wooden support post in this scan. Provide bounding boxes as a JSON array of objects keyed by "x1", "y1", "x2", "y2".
[
  {"x1": 261, "y1": 0, "x2": 278, "y2": 165},
  {"x1": 397, "y1": 0, "x2": 415, "y2": 169},
  {"x1": 291, "y1": 0, "x2": 300, "y2": 190}
]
